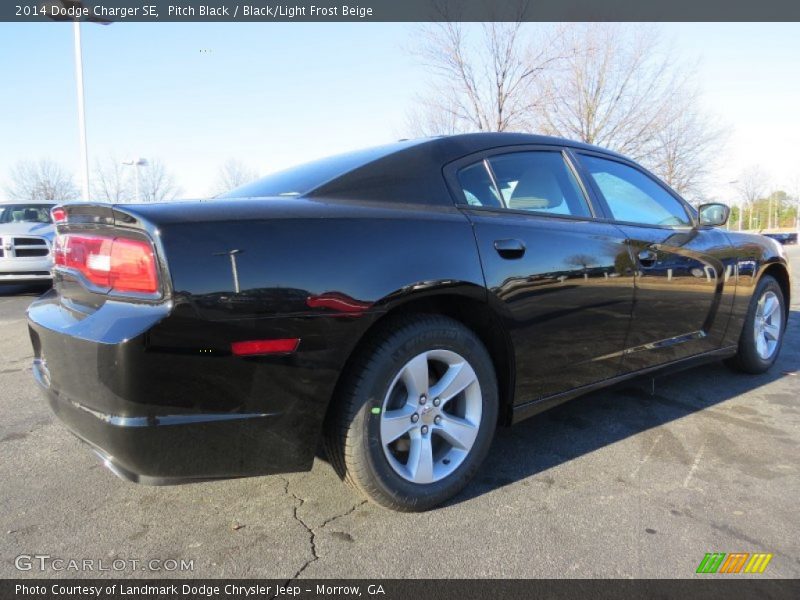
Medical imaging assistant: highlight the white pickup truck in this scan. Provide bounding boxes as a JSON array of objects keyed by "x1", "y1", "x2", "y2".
[{"x1": 0, "y1": 200, "x2": 55, "y2": 283}]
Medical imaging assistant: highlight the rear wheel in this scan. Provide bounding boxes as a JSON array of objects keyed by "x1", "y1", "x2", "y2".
[
  {"x1": 325, "y1": 315, "x2": 498, "y2": 511},
  {"x1": 726, "y1": 275, "x2": 786, "y2": 374}
]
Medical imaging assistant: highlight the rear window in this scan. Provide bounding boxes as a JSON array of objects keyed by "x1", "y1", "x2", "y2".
[{"x1": 221, "y1": 141, "x2": 423, "y2": 199}]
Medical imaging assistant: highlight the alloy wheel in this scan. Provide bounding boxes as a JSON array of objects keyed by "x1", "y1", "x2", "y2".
[
  {"x1": 379, "y1": 349, "x2": 482, "y2": 484},
  {"x1": 754, "y1": 290, "x2": 782, "y2": 360}
]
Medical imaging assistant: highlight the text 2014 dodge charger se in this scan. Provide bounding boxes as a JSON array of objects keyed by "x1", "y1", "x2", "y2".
[{"x1": 28, "y1": 133, "x2": 790, "y2": 511}]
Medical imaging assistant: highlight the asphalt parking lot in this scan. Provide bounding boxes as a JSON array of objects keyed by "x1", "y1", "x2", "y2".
[{"x1": 1, "y1": 247, "x2": 798, "y2": 580}]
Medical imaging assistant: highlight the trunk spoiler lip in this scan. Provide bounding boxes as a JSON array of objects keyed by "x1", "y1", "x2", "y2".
[
  {"x1": 54, "y1": 202, "x2": 150, "y2": 231},
  {"x1": 51, "y1": 202, "x2": 175, "y2": 303}
]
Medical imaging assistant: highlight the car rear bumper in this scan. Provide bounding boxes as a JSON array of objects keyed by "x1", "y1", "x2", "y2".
[
  {"x1": 32, "y1": 357, "x2": 288, "y2": 483},
  {"x1": 27, "y1": 291, "x2": 339, "y2": 483}
]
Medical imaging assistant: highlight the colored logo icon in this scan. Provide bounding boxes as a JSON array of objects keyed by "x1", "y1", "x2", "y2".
[{"x1": 696, "y1": 552, "x2": 773, "y2": 574}]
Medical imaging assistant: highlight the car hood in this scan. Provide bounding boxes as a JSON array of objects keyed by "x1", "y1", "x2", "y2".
[{"x1": 0, "y1": 221, "x2": 55, "y2": 238}]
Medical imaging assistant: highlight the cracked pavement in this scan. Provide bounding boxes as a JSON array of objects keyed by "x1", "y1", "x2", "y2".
[{"x1": 1, "y1": 246, "x2": 798, "y2": 579}]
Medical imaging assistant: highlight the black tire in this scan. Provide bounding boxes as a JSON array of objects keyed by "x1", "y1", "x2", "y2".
[
  {"x1": 725, "y1": 275, "x2": 786, "y2": 374},
  {"x1": 324, "y1": 314, "x2": 498, "y2": 511}
]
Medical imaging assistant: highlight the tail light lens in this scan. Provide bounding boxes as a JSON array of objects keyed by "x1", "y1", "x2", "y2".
[
  {"x1": 54, "y1": 234, "x2": 159, "y2": 294},
  {"x1": 51, "y1": 207, "x2": 67, "y2": 224}
]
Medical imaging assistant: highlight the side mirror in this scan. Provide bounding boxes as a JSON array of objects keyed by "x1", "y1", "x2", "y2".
[{"x1": 698, "y1": 203, "x2": 730, "y2": 227}]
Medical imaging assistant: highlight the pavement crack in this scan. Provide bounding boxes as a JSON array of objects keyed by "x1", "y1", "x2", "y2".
[
  {"x1": 281, "y1": 477, "x2": 319, "y2": 582},
  {"x1": 280, "y1": 477, "x2": 367, "y2": 583},
  {"x1": 320, "y1": 500, "x2": 367, "y2": 530}
]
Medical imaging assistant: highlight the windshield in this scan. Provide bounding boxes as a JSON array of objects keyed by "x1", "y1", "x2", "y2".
[{"x1": 0, "y1": 204, "x2": 55, "y2": 224}]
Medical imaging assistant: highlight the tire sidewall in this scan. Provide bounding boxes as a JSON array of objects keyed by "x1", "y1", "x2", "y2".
[
  {"x1": 351, "y1": 319, "x2": 498, "y2": 510},
  {"x1": 738, "y1": 276, "x2": 786, "y2": 372}
]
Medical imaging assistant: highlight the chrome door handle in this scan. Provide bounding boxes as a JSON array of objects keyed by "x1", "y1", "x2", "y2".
[{"x1": 494, "y1": 239, "x2": 526, "y2": 259}]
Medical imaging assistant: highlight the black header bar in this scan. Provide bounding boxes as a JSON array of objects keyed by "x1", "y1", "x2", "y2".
[{"x1": 4, "y1": 0, "x2": 800, "y2": 22}]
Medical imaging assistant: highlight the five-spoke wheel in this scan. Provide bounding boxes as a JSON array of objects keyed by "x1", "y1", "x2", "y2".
[
  {"x1": 727, "y1": 275, "x2": 786, "y2": 374},
  {"x1": 753, "y1": 290, "x2": 782, "y2": 361},
  {"x1": 380, "y1": 350, "x2": 482, "y2": 484},
  {"x1": 325, "y1": 315, "x2": 498, "y2": 511}
]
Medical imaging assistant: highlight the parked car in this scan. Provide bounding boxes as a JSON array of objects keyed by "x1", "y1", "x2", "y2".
[
  {"x1": 27, "y1": 133, "x2": 790, "y2": 511},
  {"x1": 0, "y1": 200, "x2": 56, "y2": 284},
  {"x1": 762, "y1": 231, "x2": 798, "y2": 245}
]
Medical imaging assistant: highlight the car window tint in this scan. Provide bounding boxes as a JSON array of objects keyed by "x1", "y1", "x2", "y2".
[
  {"x1": 580, "y1": 155, "x2": 691, "y2": 227},
  {"x1": 456, "y1": 161, "x2": 503, "y2": 208},
  {"x1": 486, "y1": 152, "x2": 591, "y2": 217}
]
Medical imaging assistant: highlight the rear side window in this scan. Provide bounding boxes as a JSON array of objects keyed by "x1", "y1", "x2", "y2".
[
  {"x1": 456, "y1": 162, "x2": 503, "y2": 208},
  {"x1": 456, "y1": 151, "x2": 591, "y2": 218},
  {"x1": 580, "y1": 155, "x2": 691, "y2": 227}
]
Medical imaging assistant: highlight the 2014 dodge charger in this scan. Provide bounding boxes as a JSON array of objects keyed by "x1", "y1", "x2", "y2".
[{"x1": 28, "y1": 133, "x2": 790, "y2": 511}]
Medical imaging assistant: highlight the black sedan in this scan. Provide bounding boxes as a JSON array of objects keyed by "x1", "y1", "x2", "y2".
[{"x1": 28, "y1": 133, "x2": 790, "y2": 511}]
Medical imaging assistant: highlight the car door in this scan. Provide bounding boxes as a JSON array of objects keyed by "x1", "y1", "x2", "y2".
[
  {"x1": 574, "y1": 151, "x2": 736, "y2": 373},
  {"x1": 445, "y1": 147, "x2": 635, "y2": 403}
]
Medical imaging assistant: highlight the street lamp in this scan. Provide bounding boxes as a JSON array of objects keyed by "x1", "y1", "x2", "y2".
[
  {"x1": 727, "y1": 180, "x2": 741, "y2": 231},
  {"x1": 122, "y1": 158, "x2": 148, "y2": 202},
  {"x1": 44, "y1": 1, "x2": 111, "y2": 201}
]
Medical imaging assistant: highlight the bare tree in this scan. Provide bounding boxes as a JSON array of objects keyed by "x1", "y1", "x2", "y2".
[
  {"x1": 405, "y1": 101, "x2": 464, "y2": 138},
  {"x1": 647, "y1": 93, "x2": 726, "y2": 200},
  {"x1": 408, "y1": 19, "x2": 562, "y2": 135},
  {"x1": 212, "y1": 159, "x2": 259, "y2": 196},
  {"x1": 536, "y1": 24, "x2": 683, "y2": 161},
  {"x1": 409, "y1": 22, "x2": 722, "y2": 197},
  {"x1": 5, "y1": 159, "x2": 79, "y2": 202},
  {"x1": 92, "y1": 156, "x2": 131, "y2": 203},
  {"x1": 138, "y1": 159, "x2": 181, "y2": 202},
  {"x1": 735, "y1": 166, "x2": 769, "y2": 230}
]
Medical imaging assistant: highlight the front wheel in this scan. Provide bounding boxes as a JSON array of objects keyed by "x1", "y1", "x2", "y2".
[
  {"x1": 726, "y1": 275, "x2": 786, "y2": 374},
  {"x1": 325, "y1": 315, "x2": 498, "y2": 511}
]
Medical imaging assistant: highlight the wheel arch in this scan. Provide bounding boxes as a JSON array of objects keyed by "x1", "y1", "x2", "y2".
[
  {"x1": 326, "y1": 291, "x2": 516, "y2": 428},
  {"x1": 761, "y1": 260, "x2": 791, "y2": 320}
]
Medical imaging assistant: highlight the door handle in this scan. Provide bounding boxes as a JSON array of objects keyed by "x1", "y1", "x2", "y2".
[
  {"x1": 494, "y1": 239, "x2": 526, "y2": 259},
  {"x1": 637, "y1": 248, "x2": 658, "y2": 267}
]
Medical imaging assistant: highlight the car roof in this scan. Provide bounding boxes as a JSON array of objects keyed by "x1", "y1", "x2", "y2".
[
  {"x1": 307, "y1": 133, "x2": 626, "y2": 206},
  {"x1": 225, "y1": 132, "x2": 627, "y2": 207},
  {"x1": 407, "y1": 132, "x2": 626, "y2": 161}
]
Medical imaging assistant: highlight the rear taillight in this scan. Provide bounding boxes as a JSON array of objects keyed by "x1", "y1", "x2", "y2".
[
  {"x1": 51, "y1": 207, "x2": 67, "y2": 223},
  {"x1": 54, "y1": 234, "x2": 159, "y2": 294}
]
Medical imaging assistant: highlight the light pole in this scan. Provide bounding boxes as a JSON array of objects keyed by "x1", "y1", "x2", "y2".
[
  {"x1": 796, "y1": 196, "x2": 799, "y2": 233},
  {"x1": 73, "y1": 21, "x2": 89, "y2": 201},
  {"x1": 795, "y1": 185, "x2": 800, "y2": 233},
  {"x1": 122, "y1": 158, "x2": 148, "y2": 202},
  {"x1": 727, "y1": 180, "x2": 741, "y2": 231},
  {"x1": 214, "y1": 250, "x2": 242, "y2": 293},
  {"x1": 45, "y1": 2, "x2": 111, "y2": 201}
]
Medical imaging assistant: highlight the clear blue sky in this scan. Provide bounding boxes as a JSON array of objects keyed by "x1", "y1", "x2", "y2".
[{"x1": 0, "y1": 22, "x2": 798, "y2": 200}]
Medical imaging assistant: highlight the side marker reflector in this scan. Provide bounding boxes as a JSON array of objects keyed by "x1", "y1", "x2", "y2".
[{"x1": 230, "y1": 338, "x2": 300, "y2": 356}]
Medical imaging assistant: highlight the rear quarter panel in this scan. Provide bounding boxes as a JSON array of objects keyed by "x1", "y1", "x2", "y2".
[
  {"x1": 141, "y1": 200, "x2": 487, "y2": 469},
  {"x1": 29, "y1": 198, "x2": 488, "y2": 478}
]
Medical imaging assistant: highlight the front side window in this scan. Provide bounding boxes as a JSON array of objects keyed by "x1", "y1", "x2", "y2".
[
  {"x1": 580, "y1": 155, "x2": 691, "y2": 227},
  {"x1": 456, "y1": 151, "x2": 591, "y2": 218}
]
